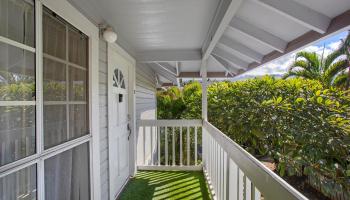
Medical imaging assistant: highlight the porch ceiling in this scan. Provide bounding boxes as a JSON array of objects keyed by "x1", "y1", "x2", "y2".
[{"x1": 68, "y1": 0, "x2": 350, "y2": 85}]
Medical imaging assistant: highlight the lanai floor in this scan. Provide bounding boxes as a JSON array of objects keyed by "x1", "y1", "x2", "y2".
[{"x1": 119, "y1": 171, "x2": 212, "y2": 200}]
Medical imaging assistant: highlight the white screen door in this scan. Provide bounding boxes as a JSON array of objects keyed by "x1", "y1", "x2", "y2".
[{"x1": 108, "y1": 44, "x2": 130, "y2": 199}]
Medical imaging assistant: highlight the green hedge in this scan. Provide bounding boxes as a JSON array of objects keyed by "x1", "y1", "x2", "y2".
[{"x1": 157, "y1": 76, "x2": 350, "y2": 197}]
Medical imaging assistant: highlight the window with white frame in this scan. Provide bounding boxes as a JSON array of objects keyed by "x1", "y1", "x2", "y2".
[{"x1": 0, "y1": 0, "x2": 91, "y2": 199}]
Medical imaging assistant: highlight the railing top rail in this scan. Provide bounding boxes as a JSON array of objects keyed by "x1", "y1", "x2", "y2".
[
  {"x1": 203, "y1": 120, "x2": 307, "y2": 200},
  {"x1": 137, "y1": 119, "x2": 203, "y2": 127}
]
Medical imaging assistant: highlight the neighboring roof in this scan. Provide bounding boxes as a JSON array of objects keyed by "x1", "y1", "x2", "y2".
[{"x1": 69, "y1": 0, "x2": 350, "y2": 86}]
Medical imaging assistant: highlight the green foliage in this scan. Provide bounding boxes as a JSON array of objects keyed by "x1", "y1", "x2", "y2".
[
  {"x1": 157, "y1": 87, "x2": 186, "y2": 119},
  {"x1": 157, "y1": 76, "x2": 350, "y2": 197}
]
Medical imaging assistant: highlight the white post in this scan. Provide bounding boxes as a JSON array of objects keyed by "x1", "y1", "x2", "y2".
[
  {"x1": 201, "y1": 60, "x2": 208, "y2": 121},
  {"x1": 201, "y1": 59, "x2": 208, "y2": 167}
]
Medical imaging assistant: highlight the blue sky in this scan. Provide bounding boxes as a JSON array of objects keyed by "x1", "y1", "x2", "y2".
[{"x1": 232, "y1": 31, "x2": 348, "y2": 81}]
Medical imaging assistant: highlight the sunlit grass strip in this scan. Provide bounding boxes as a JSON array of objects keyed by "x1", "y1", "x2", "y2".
[{"x1": 119, "y1": 170, "x2": 211, "y2": 200}]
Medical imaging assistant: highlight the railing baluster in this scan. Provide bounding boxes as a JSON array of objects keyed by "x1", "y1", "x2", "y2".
[
  {"x1": 180, "y1": 127, "x2": 183, "y2": 166},
  {"x1": 239, "y1": 169, "x2": 244, "y2": 200},
  {"x1": 213, "y1": 140, "x2": 217, "y2": 194},
  {"x1": 253, "y1": 187, "x2": 261, "y2": 200},
  {"x1": 187, "y1": 126, "x2": 190, "y2": 166},
  {"x1": 194, "y1": 126, "x2": 197, "y2": 165},
  {"x1": 165, "y1": 126, "x2": 168, "y2": 165},
  {"x1": 215, "y1": 141, "x2": 219, "y2": 197},
  {"x1": 210, "y1": 136, "x2": 213, "y2": 189},
  {"x1": 224, "y1": 152, "x2": 229, "y2": 200},
  {"x1": 172, "y1": 127, "x2": 175, "y2": 166},
  {"x1": 217, "y1": 145, "x2": 220, "y2": 200},
  {"x1": 143, "y1": 126, "x2": 146, "y2": 165},
  {"x1": 228, "y1": 159, "x2": 238, "y2": 200},
  {"x1": 220, "y1": 147, "x2": 224, "y2": 199},
  {"x1": 246, "y1": 177, "x2": 252, "y2": 200},
  {"x1": 151, "y1": 126, "x2": 154, "y2": 165},
  {"x1": 157, "y1": 126, "x2": 160, "y2": 166}
]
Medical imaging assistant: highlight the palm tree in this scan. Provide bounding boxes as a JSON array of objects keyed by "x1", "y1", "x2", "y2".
[
  {"x1": 283, "y1": 32, "x2": 350, "y2": 88},
  {"x1": 283, "y1": 51, "x2": 347, "y2": 87}
]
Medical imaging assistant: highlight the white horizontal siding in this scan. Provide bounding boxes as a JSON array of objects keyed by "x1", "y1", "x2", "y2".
[
  {"x1": 99, "y1": 39, "x2": 109, "y2": 200},
  {"x1": 135, "y1": 64, "x2": 157, "y2": 165}
]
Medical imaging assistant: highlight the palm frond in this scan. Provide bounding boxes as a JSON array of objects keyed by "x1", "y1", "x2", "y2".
[
  {"x1": 332, "y1": 72, "x2": 348, "y2": 88},
  {"x1": 283, "y1": 70, "x2": 320, "y2": 80},
  {"x1": 323, "y1": 50, "x2": 344, "y2": 71},
  {"x1": 324, "y1": 60, "x2": 348, "y2": 84},
  {"x1": 288, "y1": 60, "x2": 310, "y2": 71},
  {"x1": 295, "y1": 51, "x2": 321, "y2": 72}
]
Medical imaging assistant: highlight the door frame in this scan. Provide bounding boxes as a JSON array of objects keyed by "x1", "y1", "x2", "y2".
[{"x1": 107, "y1": 42, "x2": 136, "y2": 199}]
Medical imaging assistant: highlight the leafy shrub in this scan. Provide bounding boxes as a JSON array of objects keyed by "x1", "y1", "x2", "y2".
[{"x1": 157, "y1": 76, "x2": 350, "y2": 197}]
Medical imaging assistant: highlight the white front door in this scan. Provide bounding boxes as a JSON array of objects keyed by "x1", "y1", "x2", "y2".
[{"x1": 108, "y1": 44, "x2": 130, "y2": 199}]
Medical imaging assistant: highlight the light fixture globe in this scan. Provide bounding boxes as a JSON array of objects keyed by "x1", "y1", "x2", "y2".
[{"x1": 103, "y1": 27, "x2": 117, "y2": 43}]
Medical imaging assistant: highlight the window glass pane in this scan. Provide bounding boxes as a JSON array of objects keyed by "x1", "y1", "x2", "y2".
[
  {"x1": 0, "y1": 0, "x2": 35, "y2": 47},
  {"x1": 68, "y1": 28, "x2": 88, "y2": 68},
  {"x1": 0, "y1": 164, "x2": 37, "y2": 200},
  {"x1": 43, "y1": 58, "x2": 66, "y2": 101},
  {"x1": 43, "y1": 105, "x2": 67, "y2": 149},
  {"x1": 0, "y1": 42, "x2": 35, "y2": 101},
  {"x1": 69, "y1": 67, "x2": 87, "y2": 101},
  {"x1": 0, "y1": 106, "x2": 35, "y2": 166},
  {"x1": 43, "y1": 9, "x2": 66, "y2": 59},
  {"x1": 45, "y1": 143, "x2": 90, "y2": 200},
  {"x1": 43, "y1": 7, "x2": 89, "y2": 149},
  {"x1": 69, "y1": 104, "x2": 88, "y2": 139}
]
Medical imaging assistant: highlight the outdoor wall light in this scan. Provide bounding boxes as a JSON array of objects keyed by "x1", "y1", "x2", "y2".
[{"x1": 102, "y1": 27, "x2": 117, "y2": 43}]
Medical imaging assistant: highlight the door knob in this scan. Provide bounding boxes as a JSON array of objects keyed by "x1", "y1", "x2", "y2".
[{"x1": 127, "y1": 123, "x2": 131, "y2": 140}]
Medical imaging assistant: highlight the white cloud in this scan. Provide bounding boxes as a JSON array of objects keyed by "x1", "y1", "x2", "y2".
[{"x1": 328, "y1": 41, "x2": 342, "y2": 51}]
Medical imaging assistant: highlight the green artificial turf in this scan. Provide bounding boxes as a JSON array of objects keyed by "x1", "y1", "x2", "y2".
[{"x1": 118, "y1": 170, "x2": 212, "y2": 200}]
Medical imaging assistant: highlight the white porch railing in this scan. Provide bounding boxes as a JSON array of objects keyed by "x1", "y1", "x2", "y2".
[
  {"x1": 137, "y1": 119, "x2": 202, "y2": 171},
  {"x1": 202, "y1": 121, "x2": 307, "y2": 200},
  {"x1": 137, "y1": 119, "x2": 308, "y2": 200}
]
